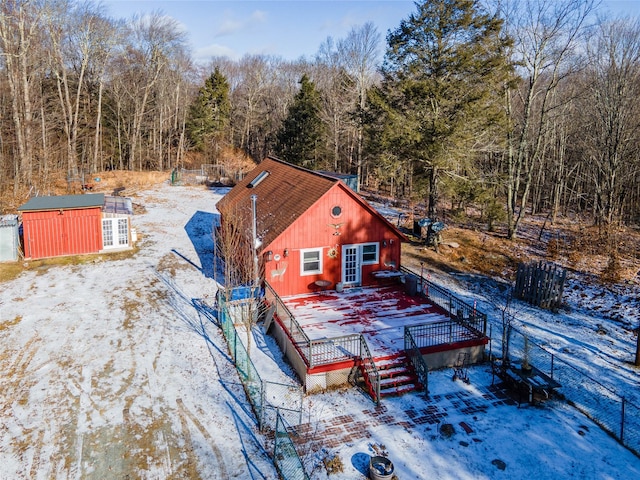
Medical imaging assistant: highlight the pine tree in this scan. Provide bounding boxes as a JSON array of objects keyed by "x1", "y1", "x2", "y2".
[
  {"x1": 275, "y1": 74, "x2": 325, "y2": 168},
  {"x1": 369, "y1": 0, "x2": 513, "y2": 217},
  {"x1": 186, "y1": 67, "x2": 231, "y2": 152}
]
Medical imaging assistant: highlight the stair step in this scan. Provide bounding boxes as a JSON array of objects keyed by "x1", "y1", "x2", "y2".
[
  {"x1": 378, "y1": 365, "x2": 411, "y2": 378},
  {"x1": 379, "y1": 374, "x2": 416, "y2": 389},
  {"x1": 380, "y1": 384, "x2": 419, "y2": 397}
]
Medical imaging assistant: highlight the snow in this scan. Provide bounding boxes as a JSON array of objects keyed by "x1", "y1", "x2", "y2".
[{"x1": 1, "y1": 181, "x2": 639, "y2": 479}]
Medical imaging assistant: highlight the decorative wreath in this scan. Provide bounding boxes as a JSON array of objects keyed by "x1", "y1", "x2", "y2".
[{"x1": 327, "y1": 247, "x2": 339, "y2": 259}]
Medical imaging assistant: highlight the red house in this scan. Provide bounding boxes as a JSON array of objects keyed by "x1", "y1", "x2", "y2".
[
  {"x1": 217, "y1": 157, "x2": 488, "y2": 401},
  {"x1": 216, "y1": 156, "x2": 408, "y2": 297}
]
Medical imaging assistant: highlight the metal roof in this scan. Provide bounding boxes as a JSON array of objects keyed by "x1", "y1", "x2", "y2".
[{"x1": 18, "y1": 193, "x2": 105, "y2": 212}]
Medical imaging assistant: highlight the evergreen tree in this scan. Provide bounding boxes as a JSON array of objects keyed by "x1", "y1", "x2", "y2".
[
  {"x1": 369, "y1": 0, "x2": 513, "y2": 217},
  {"x1": 186, "y1": 67, "x2": 231, "y2": 152},
  {"x1": 275, "y1": 74, "x2": 325, "y2": 168}
]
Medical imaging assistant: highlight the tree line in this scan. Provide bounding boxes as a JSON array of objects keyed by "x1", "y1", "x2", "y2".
[{"x1": 1, "y1": 0, "x2": 639, "y2": 239}]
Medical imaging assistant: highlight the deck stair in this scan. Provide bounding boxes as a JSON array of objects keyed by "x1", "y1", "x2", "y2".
[{"x1": 373, "y1": 353, "x2": 421, "y2": 398}]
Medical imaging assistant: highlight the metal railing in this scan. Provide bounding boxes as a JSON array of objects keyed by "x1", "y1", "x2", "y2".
[
  {"x1": 402, "y1": 266, "x2": 487, "y2": 335},
  {"x1": 359, "y1": 335, "x2": 380, "y2": 404},
  {"x1": 406, "y1": 319, "x2": 484, "y2": 349},
  {"x1": 309, "y1": 334, "x2": 361, "y2": 367},
  {"x1": 404, "y1": 327, "x2": 429, "y2": 393}
]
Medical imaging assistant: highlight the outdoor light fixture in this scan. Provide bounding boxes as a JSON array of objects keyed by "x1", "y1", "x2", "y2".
[
  {"x1": 265, "y1": 250, "x2": 273, "y2": 262},
  {"x1": 382, "y1": 240, "x2": 387, "y2": 247},
  {"x1": 284, "y1": 248, "x2": 289, "y2": 257}
]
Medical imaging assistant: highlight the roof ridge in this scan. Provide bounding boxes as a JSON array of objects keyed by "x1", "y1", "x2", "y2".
[{"x1": 265, "y1": 156, "x2": 338, "y2": 184}]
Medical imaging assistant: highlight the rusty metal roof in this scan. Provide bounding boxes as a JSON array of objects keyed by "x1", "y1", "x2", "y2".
[{"x1": 18, "y1": 193, "x2": 105, "y2": 212}]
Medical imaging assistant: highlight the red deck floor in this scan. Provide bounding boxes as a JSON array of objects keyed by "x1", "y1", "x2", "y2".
[{"x1": 281, "y1": 285, "x2": 451, "y2": 358}]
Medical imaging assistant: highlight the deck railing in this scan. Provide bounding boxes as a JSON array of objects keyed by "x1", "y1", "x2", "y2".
[
  {"x1": 401, "y1": 266, "x2": 487, "y2": 336},
  {"x1": 405, "y1": 319, "x2": 484, "y2": 349},
  {"x1": 309, "y1": 334, "x2": 361, "y2": 366},
  {"x1": 404, "y1": 327, "x2": 429, "y2": 393},
  {"x1": 265, "y1": 282, "x2": 365, "y2": 370},
  {"x1": 359, "y1": 335, "x2": 380, "y2": 405},
  {"x1": 264, "y1": 281, "x2": 381, "y2": 404}
]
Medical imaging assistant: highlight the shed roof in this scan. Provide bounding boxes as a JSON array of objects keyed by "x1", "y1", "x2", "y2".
[
  {"x1": 18, "y1": 193, "x2": 105, "y2": 212},
  {"x1": 216, "y1": 156, "x2": 407, "y2": 249}
]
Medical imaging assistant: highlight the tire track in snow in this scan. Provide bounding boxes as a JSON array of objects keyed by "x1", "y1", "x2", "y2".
[{"x1": 176, "y1": 397, "x2": 228, "y2": 478}]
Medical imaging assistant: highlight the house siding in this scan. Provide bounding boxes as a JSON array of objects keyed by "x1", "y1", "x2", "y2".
[{"x1": 264, "y1": 183, "x2": 404, "y2": 297}]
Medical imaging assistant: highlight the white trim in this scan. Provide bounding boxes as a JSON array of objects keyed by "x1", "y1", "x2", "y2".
[{"x1": 300, "y1": 248, "x2": 323, "y2": 275}]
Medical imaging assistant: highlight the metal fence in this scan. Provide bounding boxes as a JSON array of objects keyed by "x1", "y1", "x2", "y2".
[
  {"x1": 216, "y1": 293, "x2": 309, "y2": 479},
  {"x1": 494, "y1": 318, "x2": 640, "y2": 457},
  {"x1": 275, "y1": 410, "x2": 310, "y2": 480}
]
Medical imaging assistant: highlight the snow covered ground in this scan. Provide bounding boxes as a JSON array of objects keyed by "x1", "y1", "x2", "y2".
[{"x1": 1, "y1": 181, "x2": 639, "y2": 479}]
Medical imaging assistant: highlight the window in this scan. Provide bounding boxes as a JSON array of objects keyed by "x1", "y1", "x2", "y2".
[
  {"x1": 331, "y1": 205, "x2": 342, "y2": 217},
  {"x1": 361, "y1": 243, "x2": 379, "y2": 265},
  {"x1": 301, "y1": 248, "x2": 322, "y2": 275}
]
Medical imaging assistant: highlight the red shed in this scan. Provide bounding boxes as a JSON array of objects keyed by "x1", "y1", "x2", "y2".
[
  {"x1": 18, "y1": 194, "x2": 105, "y2": 259},
  {"x1": 217, "y1": 157, "x2": 408, "y2": 297}
]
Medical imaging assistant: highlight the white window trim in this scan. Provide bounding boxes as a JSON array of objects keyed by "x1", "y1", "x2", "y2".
[
  {"x1": 300, "y1": 247, "x2": 323, "y2": 276},
  {"x1": 361, "y1": 242, "x2": 379, "y2": 265}
]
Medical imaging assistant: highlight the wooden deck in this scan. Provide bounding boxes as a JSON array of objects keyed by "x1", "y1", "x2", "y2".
[{"x1": 280, "y1": 285, "x2": 451, "y2": 359}]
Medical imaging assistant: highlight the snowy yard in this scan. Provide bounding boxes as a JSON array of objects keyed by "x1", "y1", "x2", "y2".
[{"x1": 1, "y1": 181, "x2": 639, "y2": 479}]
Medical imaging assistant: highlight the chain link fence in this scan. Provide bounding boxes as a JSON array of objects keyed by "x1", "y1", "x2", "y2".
[
  {"x1": 493, "y1": 317, "x2": 640, "y2": 457},
  {"x1": 216, "y1": 294, "x2": 309, "y2": 479}
]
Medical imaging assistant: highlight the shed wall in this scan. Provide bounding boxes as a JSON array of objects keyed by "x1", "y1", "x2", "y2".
[
  {"x1": 22, "y1": 207, "x2": 103, "y2": 259},
  {"x1": 0, "y1": 215, "x2": 19, "y2": 262}
]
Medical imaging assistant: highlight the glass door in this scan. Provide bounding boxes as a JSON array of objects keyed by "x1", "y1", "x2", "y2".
[{"x1": 342, "y1": 245, "x2": 360, "y2": 285}]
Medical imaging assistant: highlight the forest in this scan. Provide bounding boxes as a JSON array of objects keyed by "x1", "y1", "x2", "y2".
[{"x1": 1, "y1": 0, "x2": 639, "y2": 244}]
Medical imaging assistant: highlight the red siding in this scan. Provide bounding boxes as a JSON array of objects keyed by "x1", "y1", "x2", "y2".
[
  {"x1": 22, "y1": 207, "x2": 103, "y2": 259},
  {"x1": 264, "y1": 183, "x2": 404, "y2": 297}
]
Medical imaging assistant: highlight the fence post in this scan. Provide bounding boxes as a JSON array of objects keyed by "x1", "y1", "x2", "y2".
[
  {"x1": 260, "y1": 380, "x2": 266, "y2": 431},
  {"x1": 621, "y1": 396, "x2": 626, "y2": 443}
]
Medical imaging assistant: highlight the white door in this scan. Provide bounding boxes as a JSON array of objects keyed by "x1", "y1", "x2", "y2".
[
  {"x1": 342, "y1": 245, "x2": 361, "y2": 285},
  {"x1": 102, "y1": 218, "x2": 129, "y2": 249}
]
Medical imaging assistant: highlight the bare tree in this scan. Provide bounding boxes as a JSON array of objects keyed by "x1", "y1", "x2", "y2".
[
  {"x1": 337, "y1": 22, "x2": 381, "y2": 187},
  {"x1": 578, "y1": 17, "x2": 640, "y2": 226},
  {"x1": 114, "y1": 11, "x2": 188, "y2": 170},
  {"x1": 498, "y1": 0, "x2": 597, "y2": 239},
  {"x1": 0, "y1": 0, "x2": 46, "y2": 188}
]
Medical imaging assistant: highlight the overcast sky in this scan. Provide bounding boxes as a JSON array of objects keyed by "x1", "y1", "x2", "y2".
[{"x1": 103, "y1": 0, "x2": 640, "y2": 64}]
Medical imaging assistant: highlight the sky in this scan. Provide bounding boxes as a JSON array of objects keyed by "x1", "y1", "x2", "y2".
[{"x1": 102, "y1": 0, "x2": 640, "y2": 64}]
